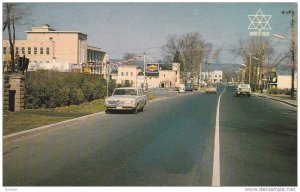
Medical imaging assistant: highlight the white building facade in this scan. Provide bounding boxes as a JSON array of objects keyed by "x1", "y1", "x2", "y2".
[{"x1": 201, "y1": 70, "x2": 223, "y2": 83}]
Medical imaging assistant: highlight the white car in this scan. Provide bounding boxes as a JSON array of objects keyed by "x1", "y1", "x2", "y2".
[
  {"x1": 105, "y1": 87, "x2": 148, "y2": 114},
  {"x1": 236, "y1": 84, "x2": 251, "y2": 97},
  {"x1": 205, "y1": 84, "x2": 217, "y2": 94}
]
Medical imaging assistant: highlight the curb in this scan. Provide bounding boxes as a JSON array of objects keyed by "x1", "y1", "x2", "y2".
[
  {"x1": 253, "y1": 93, "x2": 297, "y2": 107},
  {"x1": 3, "y1": 111, "x2": 105, "y2": 141}
]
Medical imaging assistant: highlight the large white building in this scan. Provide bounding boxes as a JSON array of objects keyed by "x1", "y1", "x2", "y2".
[
  {"x1": 277, "y1": 73, "x2": 298, "y2": 89},
  {"x1": 201, "y1": 70, "x2": 223, "y2": 83}
]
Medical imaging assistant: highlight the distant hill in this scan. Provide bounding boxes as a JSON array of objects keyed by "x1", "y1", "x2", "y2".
[{"x1": 201, "y1": 63, "x2": 241, "y2": 71}]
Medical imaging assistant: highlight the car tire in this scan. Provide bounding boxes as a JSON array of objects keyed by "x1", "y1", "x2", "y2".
[
  {"x1": 133, "y1": 106, "x2": 139, "y2": 114},
  {"x1": 248, "y1": 94, "x2": 251, "y2": 97},
  {"x1": 105, "y1": 110, "x2": 110, "y2": 114}
]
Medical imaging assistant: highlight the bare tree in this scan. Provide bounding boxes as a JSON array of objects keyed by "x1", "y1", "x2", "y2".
[
  {"x1": 123, "y1": 52, "x2": 137, "y2": 64},
  {"x1": 162, "y1": 32, "x2": 210, "y2": 84},
  {"x1": 3, "y1": 3, "x2": 28, "y2": 73},
  {"x1": 234, "y1": 37, "x2": 274, "y2": 90}
]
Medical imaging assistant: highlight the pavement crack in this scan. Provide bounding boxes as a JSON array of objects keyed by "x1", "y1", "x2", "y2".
[{"x1": 3, "y1": 146, "x2": 20, "y2": 156}]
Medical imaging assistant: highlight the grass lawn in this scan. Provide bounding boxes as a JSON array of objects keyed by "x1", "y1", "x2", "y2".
[
  {"x1": 3, "y1": 99, "x2": 106, "y2": 136},
  {"x1": 3, "y1": 93, "x2": 158, "y2": 136}
]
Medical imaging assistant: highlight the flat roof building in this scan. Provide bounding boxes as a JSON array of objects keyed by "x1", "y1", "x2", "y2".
[{"x1": 3, "y1": 24, "x2": 108, "y2": 73}]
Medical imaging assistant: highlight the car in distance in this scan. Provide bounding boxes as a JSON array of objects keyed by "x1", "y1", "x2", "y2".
[
  {"x1": 236, "y1": 84, "x2": 251, "y2": 97},
  {"x1": 105, "y1": 87, "x2": 148, "y2": 114},
  {"x1": 205, "y1": 83, "x2": 217, "y2": 94}
]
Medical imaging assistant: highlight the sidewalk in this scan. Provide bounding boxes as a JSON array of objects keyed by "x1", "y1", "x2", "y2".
[{"x1": 252, "y1": 92, "x2": 297, "y2": 107}]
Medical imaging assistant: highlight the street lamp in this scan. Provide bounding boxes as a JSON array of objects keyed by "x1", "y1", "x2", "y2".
[
  {"x1": 248, "y1": 53, "x2": 260, "y2": 86},
  {"x1": 273, "y1": 33, "x2": 296, "y2": 98},
  {"x1": 240, "y1": 63, "x2": 247, "y2": 83},
  {"x1": 273, "y1": 34, "x2": 291, "y2": 40}
]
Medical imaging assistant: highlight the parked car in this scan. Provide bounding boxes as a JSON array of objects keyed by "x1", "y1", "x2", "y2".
[
  {"x1": 205, "y1": 84, "x2": 217, "y2": 94},
  {"x1": 105, "y1": 87, "x2": 148, "y2": 114},
  {"x1": 236, "y1": 84, "x2": 251, "y2": 97},
  {"x1": 179, "y1": 84, "x2": 185, "y2": 93},
  {"x1": 185, "y1": 83, "x2": 194, "y2": 92}
]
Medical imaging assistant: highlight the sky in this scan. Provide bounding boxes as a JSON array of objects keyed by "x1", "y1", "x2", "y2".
[{"x1": 2, "y1": 2, "x2": 298, "y2": 64}]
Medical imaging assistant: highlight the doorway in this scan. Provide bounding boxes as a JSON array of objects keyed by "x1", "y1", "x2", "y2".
[{"x1": 9, "y1": 90, "x2": 16, "y2": 112}]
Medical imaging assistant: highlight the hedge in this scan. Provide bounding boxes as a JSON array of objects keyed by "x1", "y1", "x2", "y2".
[
  {"x1": 24, "y1": 70, "x2": 116, "y2": 109},
  {"x1": 268, "y1": 87, "x2": 291, "y2": 95}
]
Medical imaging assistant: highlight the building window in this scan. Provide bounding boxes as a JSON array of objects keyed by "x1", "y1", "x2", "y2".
[
  {"x1": 46, "y1": 47, "x2": 50, "y2": 54},
  {"x1": 28, "y1": 47, "x2": 31, "y2": 54},
  {"x1": 121, "y1": 72, "x2": 124, "y2": 76},
  {"x1": 126, "y1": 72, "x2": 128, "y2": 76},
  {"x1": 131, "y1": 72, "x2": 133, "y2": 76},
  {"x1": 46, "y1": 61, "x2": 49, "y2": 63},
  {"x1": 16, "y1": 47, "x2": 19, "y2": 55},
  {"x1": 40, "y1": 47, "x2": 43, "y2": 54},
  {"x1": 34, "y1": 47, "x2": 37, "y2": 54},
  {"x1": 21, "y1": 47, "x2": 25, "y2": 54},
  {"x1": 3, "y1": 47, "x2": 6, "y2": 54}
]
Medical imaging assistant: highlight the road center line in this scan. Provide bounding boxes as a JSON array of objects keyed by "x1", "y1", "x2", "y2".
[{"x1": 212, "y1": 87, "x2": 226, "y2": 186}]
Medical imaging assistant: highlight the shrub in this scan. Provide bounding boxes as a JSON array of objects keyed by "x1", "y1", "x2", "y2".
[
  {"x1": 24, "y1": 70, "x2": 113, "y2": 109},
  {"x1": 268, "y1": 87, "x2": 286, "y2": 95}
]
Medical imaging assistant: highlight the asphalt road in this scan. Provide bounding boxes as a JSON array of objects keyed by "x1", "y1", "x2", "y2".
[
  {"x1": 220, "y1": 85, "x2": 297, "y2": 186},
  {"x1": 3, "y1": 85, "x2": 297, "y2": 186}
]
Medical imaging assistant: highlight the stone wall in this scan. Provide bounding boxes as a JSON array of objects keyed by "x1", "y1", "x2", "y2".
[
  {"x1": 3, "y1": 75, "x2": 10, "y2": 111},
  {"x1": 3, "y1": 74, "x2": 25, "y2": 112}
]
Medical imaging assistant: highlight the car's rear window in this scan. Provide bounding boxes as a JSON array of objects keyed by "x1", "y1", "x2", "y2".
[
  {"x1": 114, "y1": 89, "x2": 137, "y2": 96},
  {"x1": 239, "y1": 84, "x2": 249, "y2": 87}
]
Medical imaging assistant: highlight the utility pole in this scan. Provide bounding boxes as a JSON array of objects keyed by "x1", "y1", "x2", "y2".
[{"x1": 282, "y1": 9, "x2": 296, "y2": 98}]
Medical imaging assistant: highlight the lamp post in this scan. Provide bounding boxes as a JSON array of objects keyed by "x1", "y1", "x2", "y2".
[
  {"x1": 241, "y1": 63, "x2": 246, "y2": 83},
  {"x1": 143, "y1": 52, "x2": 147, "y2": 92},
  {"x1": 273, "y1": 33, "x2": 296, "y2": 98},
  {"x1": 248, "y1": 53, "x2": 260, "y2": 85},
  {"x1": 106, "y1": 61, "x2": 110, "y2": 98}
]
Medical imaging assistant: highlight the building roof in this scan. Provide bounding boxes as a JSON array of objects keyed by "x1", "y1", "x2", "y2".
[
  {"x1": 26, "y1": 24, "x2": 88, "y2": 36},
  {"x1": 119, "y1": 65, "x2": 141, "y2": 69},
  {"x1": 87, "y1": 46, "x2": 103, "y2": 52}
]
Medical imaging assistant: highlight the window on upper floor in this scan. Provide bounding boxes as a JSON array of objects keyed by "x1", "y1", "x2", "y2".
[
  {"x1": 131, "y1": 72, "x2": 133, "y2": 76},
  {"x1": 34, "y1": 47, "x2": 37, "y2": 54},
  {"x1": 46, "y1": 47, "x2": 50, "y2": 54},
  {"x1": 21, "y1": 47, "x2": 25, "y2": 55},
  {"x1": 40, "y1": 47, "x2": 44, "y2": 54},
  {"x1": 121, "y1": 72, "x2": 124, "y2": 76},
  {"x1": 15, "y1": 47, "x2": 19, "y2": 55},
  {"x1": 28, "y1": 47, "x2": 31, "y2": 54},
  {"x1": 126, "y1": 72, "x2": 128, "y2": 76},
  {"x1": 3, "y1": 47, "x2": 6, "y2": 54}
]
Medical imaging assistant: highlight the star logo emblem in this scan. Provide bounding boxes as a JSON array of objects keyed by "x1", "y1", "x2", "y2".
[{"x1": 248, "y1": 9, "x2": 272, "y2": 30}]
